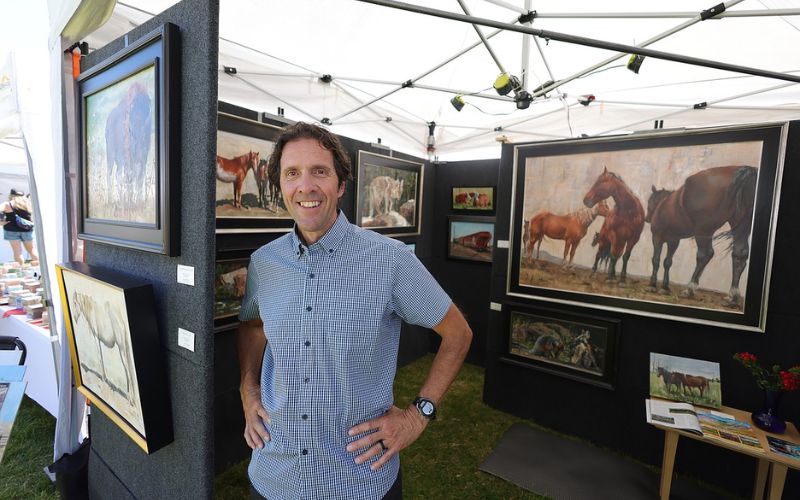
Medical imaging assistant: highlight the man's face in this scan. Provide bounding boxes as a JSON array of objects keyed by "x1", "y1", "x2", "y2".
[{"x1": 279, "y1": 137, "x2": 344, "y2": 245}]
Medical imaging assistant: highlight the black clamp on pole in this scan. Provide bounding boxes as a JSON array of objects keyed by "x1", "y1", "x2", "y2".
[
  {"x1": 518, "y1": 10, "x2": 536, "y2": 24},
  {"x1": 223, "y1": 66, "x2": 237, "y2": 75},
  {"x1": 320, "y1": 74, "x2": 333, "y2": 83},
  {"x1": 693, "y1": 102, "x2": 708, "y2": 109},
  {"x1": 401, "y1": 79, "x2": 413, "y2": 88},
  {"x1": 321, "y1": 117, "x2": 332, "y2": 125},
  {"x1": 701, "y1": 3, "x2": 726, "y2": 20}
]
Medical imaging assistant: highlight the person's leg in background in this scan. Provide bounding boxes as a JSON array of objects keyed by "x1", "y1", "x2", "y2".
[
  {"x1": 21, "y1": 233, "x2": 38, "y2": 265},
  {"x1": 7, "y1": 238, "x2": 23, "y2": 265}
]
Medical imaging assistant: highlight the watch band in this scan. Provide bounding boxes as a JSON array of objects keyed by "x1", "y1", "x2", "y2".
[{"x1": 412, "y1": 396, "x2": 437, "y2": 420}]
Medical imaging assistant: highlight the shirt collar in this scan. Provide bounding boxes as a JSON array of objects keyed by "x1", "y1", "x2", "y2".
[{"x1": 291, "y1": 210, "x2": 350, "y2": 258}]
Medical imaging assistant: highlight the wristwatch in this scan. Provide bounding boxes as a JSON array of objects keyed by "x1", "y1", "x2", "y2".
[{"x1": 412, "y1": 396, "x2": 437, "y2": 420}]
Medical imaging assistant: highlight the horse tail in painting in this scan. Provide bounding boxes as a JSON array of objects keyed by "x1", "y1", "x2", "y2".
[{"x1": 713, "y1": 166, "x2": 757, "y2": 246}]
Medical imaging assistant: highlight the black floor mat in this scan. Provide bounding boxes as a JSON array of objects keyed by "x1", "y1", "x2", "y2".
[{"x1": 479, "y1": 423, "x2": 738, "y2": 500}]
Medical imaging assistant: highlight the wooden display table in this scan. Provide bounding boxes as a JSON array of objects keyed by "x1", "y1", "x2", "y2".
[{"x1": 649, "y1": 403, "x2": 800, "y2": 500}]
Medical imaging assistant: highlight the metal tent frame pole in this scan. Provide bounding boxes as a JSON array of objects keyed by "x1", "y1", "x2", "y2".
[
  {"x1": 354, "y1": 0, "x2": 800, "y2": 84},
  {"x1": 457, "y1": 0, "x2": 506, "y2": 74},
  {"x1": 330, "y1": 15, "x2": 520, "y2": 123},
  {"x1": 496, "y1": 8, "x2": 800, "y2": 19}
]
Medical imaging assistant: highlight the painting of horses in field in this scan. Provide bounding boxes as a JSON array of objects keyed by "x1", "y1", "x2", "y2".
[
  {"x1": 508, "y1": 124, "x2": 786, "y2": 331},
  {"x1": 60, "y1": 268, "x2": 145, "y2": 436},
  {"x1": 649, "y1": 353, "x2": 721, "y2": 409},
  {"x1": 85, "y1": 66, "x2": 156, "y2": 224},
  {"x1": 507, "y1": 305, "x2": 618, "y2": 389},
  {"x1": 356, "y1": 151, "x2": 422, "y2": 236}
]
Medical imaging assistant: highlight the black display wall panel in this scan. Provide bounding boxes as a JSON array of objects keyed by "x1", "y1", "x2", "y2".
[
  {"x1": 213, "y1": 115, "x2": 438, "y2": 470},
  {"x1": 430, "y1": 159, "x2": 500, "y2": 366},
  {"x1": 484, "y1": 125, "x2": 800, "y2": 498},
  {"x1": 80, "y1": 0, "x2": 219, "y2": 498}
]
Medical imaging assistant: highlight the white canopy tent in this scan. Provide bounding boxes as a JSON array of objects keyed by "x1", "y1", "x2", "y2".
[{"x1": 84, "y1": 0, "x2": 800, "y2": 160}]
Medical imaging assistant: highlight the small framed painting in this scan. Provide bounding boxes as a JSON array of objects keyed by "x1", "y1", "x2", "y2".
[
  {"x1": 447, "y1": 216, "x2": 495, "y2": 263},
  {"x1": 649, "y1": 352, "x2": 721, "y2": 409},
  {"x1": 214, "y1": 256, "x2": 250, "y2": 325},
  {"x1": 77, "y1": 23, "x2": 179, "y2": 255},
  {"x1": 356, "y1": 151, "x2": 423, "y2": 236},
  {"x1": 451, "y1": 186, "x2": 495, "y2": 213},
  {"x1": 55, "y1": 262, "x2": 173, "y2": 453},
  {"x1": 502, "y1": 303, "x2": 619, "y2": 390}
]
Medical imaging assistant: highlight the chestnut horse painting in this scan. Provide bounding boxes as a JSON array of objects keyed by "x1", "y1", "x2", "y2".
[
  {"x1": 582, "y1": 167, "x2": 645, "y2": 283},
  {"x1": 216, "y1": 151, "x2": 259, "y2": 209},
  {"x1": 646, "y1": 165, "x2": 757, "y2": 308},
  {"x1": 525, "y1": 200, "x2": 610, "y2": 268}
]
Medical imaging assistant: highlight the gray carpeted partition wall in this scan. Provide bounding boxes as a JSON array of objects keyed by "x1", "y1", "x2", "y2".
[{"x1": 79, "y1": 0, "x2": 219, "y2": 497}]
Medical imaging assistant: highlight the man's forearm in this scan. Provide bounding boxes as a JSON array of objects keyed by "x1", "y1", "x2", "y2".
[
  {"x1": 238, "y1": 320, "x2": 266, "y2": 394},
  {"x1": 417, "y1": 304, "x2": 472, "y2": 404}
]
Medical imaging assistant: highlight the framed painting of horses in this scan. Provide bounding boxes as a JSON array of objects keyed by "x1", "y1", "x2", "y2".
[
  {"x1": 355, "y1": 151, "x2": 423, "y2": 237},
  {"x1": 649, "y1": 353, "x2": 721, "y2": 409},
  {"x1": 507, "y1": 123, "x2": 787, "y2": 331},
  {"x1": 451, "y1": 186, "x2": 496, "y2": 213},
  {"x1": 77, "y1": 23, "x2": 179, "y2": 256},
  {"x1": 501, "y1": 303, "x2": 619, "y2": 389},
  {"x1": 447, "y1": 216, "x2": 495, "y2": 263},
  {"x1": 216, "y1": 112, "x2": 293, "y2": 233},
  {"x1": 55, "y1": 262, "x2": 173, "y2": 454}
]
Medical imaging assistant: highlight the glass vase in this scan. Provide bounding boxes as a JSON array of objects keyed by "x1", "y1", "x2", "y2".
[{"x1": 751, "y1": 389, "x2": 786, "y2": 434}]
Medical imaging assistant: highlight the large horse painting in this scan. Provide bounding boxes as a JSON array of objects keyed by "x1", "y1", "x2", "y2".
[{"x1": 508, "y1": 124, "x2": 785, "y2": 331}]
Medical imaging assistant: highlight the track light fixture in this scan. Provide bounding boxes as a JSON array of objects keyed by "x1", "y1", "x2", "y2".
[
  {"x1": 627, "y1": 54, "x2": 645, "y2": 74},
  {"x1": 515, "y1": 90, "x2": 532, "y2": 110},
  {"x1": 450, "y1": 95, "x2": 465, "y2": 112},
  {"x1": 493, "y1": 73, "x2": 522, "y2": 96}
]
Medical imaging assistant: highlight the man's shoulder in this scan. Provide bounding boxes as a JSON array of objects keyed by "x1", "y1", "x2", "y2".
[
  {"x1": 348, "y1": 224, "x2": 407, "y2": 252},
  {"x1": 251, "y1": 233, "x2": 293, "y2": 260}
]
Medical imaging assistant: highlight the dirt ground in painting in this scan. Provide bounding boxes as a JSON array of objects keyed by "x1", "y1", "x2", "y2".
[
  {"x1": 450, "y1": 243, "x2": 492, "y2": 262},
  {"x1": 520, "y1": 259, "x2": 739, "y2": 311}
]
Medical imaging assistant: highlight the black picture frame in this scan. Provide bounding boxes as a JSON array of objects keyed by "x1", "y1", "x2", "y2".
[
  {"x1": 447, "y1": 215, "x2": 495, "y2": 263},
  {"x1": 77, "y1": 23, "x2": 179, "y2": 256},
  {"x1": 215, "y1": 112, "x2": 292, "y2": 234},
  {"x1": 451, "y1": 186, "x2": 496, "y2": 214},
  {"x1": 507, "y1": 123, "x2": 786, "y2": 332},
  {"x1": 55, "y1": 262, "x2": 173, "y2": 454},
  {"x1": 355, "y1": 151, "x2": 423, "y2": 236},
  {"x1": 214, "y1": 249, "x2": 251, "y2": 327},
  {"x1": 500, "y1": 303, "x2": 619, "y2": 390}
]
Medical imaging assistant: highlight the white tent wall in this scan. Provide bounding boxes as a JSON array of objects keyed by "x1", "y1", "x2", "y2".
[{"x1": 84, "y1": 0, "x2": 800, "y2": 161}]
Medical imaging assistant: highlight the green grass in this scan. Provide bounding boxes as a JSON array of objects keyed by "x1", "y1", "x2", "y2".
[
  {"x1": 0, "y1": 395, "x2": 59, "y2": 500},
  {"x1": 216, "y1": 355, "x2": 547, "y2": 499}
]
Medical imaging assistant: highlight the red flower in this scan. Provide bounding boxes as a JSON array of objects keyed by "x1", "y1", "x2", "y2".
[{"x1": 733, "y1": 353, "x2": 800, "y2": 392}]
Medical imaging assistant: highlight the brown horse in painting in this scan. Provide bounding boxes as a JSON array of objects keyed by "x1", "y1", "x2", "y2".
[
  {"x1": 525, "y1": 200, "x2": 610, "y2": 268},
  {"x1": 583, "y1": 167, "x2": 645, "y2": 283},
  {"x1": 216, "y1": 151, "x2": 259, "y2": 208},
  {"x1": 645, "y1": 165, "x2": 756, "y2": 308}
]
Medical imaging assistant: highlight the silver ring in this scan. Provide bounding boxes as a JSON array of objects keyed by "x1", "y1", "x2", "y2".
[{"x1": 379, "y1": 439, "x2": 387, "y2": 451}]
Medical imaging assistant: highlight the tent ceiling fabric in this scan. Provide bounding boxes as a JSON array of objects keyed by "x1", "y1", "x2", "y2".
[{"x1": 84, "y1": 0, "x2": 800, "y2": 160}]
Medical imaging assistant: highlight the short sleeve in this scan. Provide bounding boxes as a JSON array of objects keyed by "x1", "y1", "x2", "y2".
[
  {"x1": 390, "y1": 247, "x2": 452, "y2": 329},
  {"x1": 238, "y1": 259, "x2": 260, "y2": 322}
]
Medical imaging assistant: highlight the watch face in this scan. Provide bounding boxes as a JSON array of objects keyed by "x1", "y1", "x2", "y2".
[{"x1": 420, "y1": 401, "x2": 434, "y2": 416}]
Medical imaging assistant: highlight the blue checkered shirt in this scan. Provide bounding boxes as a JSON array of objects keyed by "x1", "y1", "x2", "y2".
[{"x1": 239, "y1": 211, "x2": 451, "y2": 500}]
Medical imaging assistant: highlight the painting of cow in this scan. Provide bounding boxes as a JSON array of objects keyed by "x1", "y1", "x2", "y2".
[
  {"x1": 85, "y1": 66, "x2": 157, "y2": 224},
  {"x1": 452, "y1": 186, "x2": 494, "y2": 212}
]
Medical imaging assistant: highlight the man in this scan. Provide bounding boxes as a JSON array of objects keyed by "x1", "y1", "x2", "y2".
[{"x1": 238, "y1": 122, "x2": 472, "y2": 500}]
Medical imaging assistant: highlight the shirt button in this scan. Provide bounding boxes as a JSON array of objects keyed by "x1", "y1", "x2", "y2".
[
  {"x1": 328, "y1": 249, "x2": 333, "y2": 253},
  {"x1": 309, "y1": 273, "x2": 315, "y2": 279},
  {"x1": 302, "y1": 414, "x2": 308, "y2": 420},
  {"x1": 304, "y1": 340, "x2": 311, "y2": 347},
  {"x1": 304, "y1": 377, "x2": 310, "y2": 383},
  {"x1": 301, "y1": 449, "x2": 308, "y2": 455},
  {"x1": 306, "y1": 306, "x2": 312, "y2": 312}
]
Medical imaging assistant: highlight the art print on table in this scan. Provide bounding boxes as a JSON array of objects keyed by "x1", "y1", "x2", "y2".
[
  {"x1": 216, "y1": 112, "x2": 292, "y2": 233},
  {"x1": 507, "y1": 124, "x2": 786, "y2": 331},
  {"x1": 451, "y1": 186, "x2": 495, "y2": 213},
  {"x1": 77, "y1": 23, "x2": 179, "y2": 255},
  {"x1": 448, "y1": 216, "x2": 494, "y2": 263},
  {"x1": 503, "y1": 304, "x2": 618, "y2": 389},
  {"x1": 356, "y1": 151, "x2": 422, "y2": 237},
  {"x1": 56, "y1": 262, "x2": 173, "y2": 453},
  {"x1": 649, "y1": 352, "x2": 721, "y2": 409}
]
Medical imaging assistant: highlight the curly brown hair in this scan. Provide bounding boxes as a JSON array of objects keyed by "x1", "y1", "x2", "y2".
[{"x1": 267, "y1": 122, "x2": 353, "y2": 192}]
